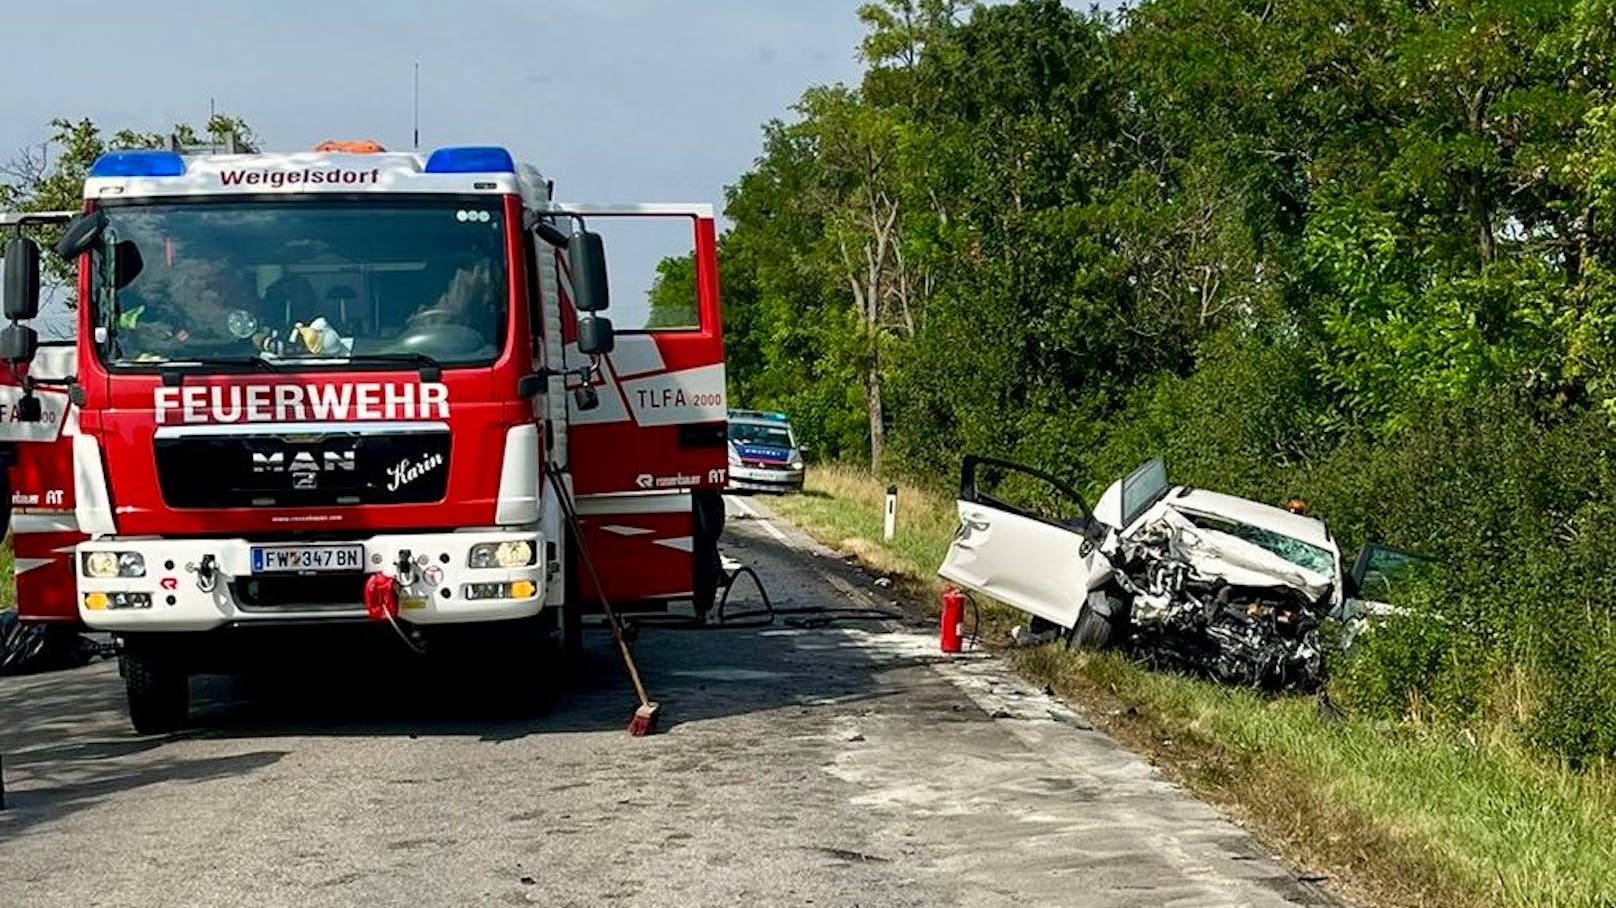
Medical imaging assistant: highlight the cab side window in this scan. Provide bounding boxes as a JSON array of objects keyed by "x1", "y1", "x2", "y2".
[{"x1": 584, "y1": 215, "x2": 701, "y2": 332}]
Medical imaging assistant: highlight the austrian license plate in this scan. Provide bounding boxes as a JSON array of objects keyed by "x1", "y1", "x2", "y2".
[{"x1": 251, "y1": 544, "x2": 364, "y2": 574}]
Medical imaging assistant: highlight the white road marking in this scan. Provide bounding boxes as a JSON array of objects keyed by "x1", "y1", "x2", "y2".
[{"x1": 726, "y1": 495, "x2": 795, "y2": 546}]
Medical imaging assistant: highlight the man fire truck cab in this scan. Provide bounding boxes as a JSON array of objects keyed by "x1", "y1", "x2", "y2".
[{"x1": 0, "y1": 140, "x2": 729, "y2": 733}]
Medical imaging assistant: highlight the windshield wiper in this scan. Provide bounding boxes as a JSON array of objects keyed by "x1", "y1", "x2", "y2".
[
  {"x1": 157, "y1": 356, "x2": 284, "y2": 388},
  {"x1": 153, "y1": 352, "x2": 445, "y2": 386},
  {"x1": 339, "y1": 352, "x2": 443, "y2": 382}
]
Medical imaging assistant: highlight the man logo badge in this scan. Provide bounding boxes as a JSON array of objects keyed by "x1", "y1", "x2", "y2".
[{"x1": 253, "y1": 449, "x2": 357, "y2": 490}]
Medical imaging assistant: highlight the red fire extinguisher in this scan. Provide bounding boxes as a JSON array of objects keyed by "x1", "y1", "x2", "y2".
[{"x1": 940, "y1": 586, "x2": 966, "y2": 653}]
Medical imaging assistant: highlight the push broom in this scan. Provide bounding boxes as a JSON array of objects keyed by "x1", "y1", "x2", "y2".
[{"x1": 545, "y1": 468, "x2": 660, "y2": 736}]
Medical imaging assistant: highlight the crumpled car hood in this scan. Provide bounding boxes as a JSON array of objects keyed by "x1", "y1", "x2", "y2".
[{"x1": 1141, "y1": 508, "x2": 1334, "y2": 602}]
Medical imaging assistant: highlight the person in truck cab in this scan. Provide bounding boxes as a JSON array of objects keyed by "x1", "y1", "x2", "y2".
[
  {"x1": 395, "y1": 258, "x2": 497, "y2": 357},
  {"x1": 113, "y1": 258, "x2": 267, "y2": 360},
  {"x1": 262, "y1": 272, "x2": 321, "y2": 328}
]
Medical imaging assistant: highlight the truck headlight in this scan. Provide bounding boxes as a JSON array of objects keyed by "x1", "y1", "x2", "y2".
[
  {"x1": 468, "y1": 540, "x2": 535, "y2": 569},
  {"x1": 83, "y1": 551, "x2": 145, "y2": 578}
]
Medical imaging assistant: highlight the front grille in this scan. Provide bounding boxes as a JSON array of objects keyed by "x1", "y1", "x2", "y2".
[
  {"x1": 232, "y1": 573, "x2": 368, "y2": 612},
  {"x1": 155, "y1": 428, "x2": 451, "y2": 509}
]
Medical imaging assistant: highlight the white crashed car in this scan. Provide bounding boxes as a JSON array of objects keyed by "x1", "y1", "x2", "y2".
[{"x1": 939, "y1": 457, "x2": 1352, "y2": 690}]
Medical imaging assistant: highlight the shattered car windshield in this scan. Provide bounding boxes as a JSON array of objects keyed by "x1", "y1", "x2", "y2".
[
  {"x1": 89, "y1": 197, "x2": 508, "y2": 369},
  {"x1": 1185, "y1": 513, "x2": 1335, "y2": 577},
  {"x1": 730, "y1": 422, "x2": 794, "y2": 448}
]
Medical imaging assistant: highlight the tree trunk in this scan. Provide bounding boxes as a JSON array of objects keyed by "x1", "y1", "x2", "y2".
[
  {"x1": 1461, "y1": 87, "x2": 1497, "y2": 269},
  {"x1": 866, "y1": 360, "x2": 886, "y2": 473}
]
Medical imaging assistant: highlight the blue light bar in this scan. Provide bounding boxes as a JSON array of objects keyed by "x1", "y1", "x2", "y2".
[
  {"x1": 424, "y1": 146, "x2": 515, "y2": 174},
  {"x1": 89, "y1": 151, "x2": 186, "y2": 178}
]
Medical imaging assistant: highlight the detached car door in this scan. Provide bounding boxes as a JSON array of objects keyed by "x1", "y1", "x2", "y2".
[{"x1": 938, "y1": 455, "x2": 1105, "y2": 629}]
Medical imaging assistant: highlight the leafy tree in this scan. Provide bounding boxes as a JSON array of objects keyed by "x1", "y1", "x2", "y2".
[
  {"x1": 1, "y1": 113, "x2": 255, "y2": 215},
  {"x1": 718, "y1": 0, "x2": 1616, "y2": 762},
  {"x1": 644, "y1": 253, "x2": 699, "y2": 329},
  {"x1": 1, "y1": 113, "x2": 255, "y2": 331}
]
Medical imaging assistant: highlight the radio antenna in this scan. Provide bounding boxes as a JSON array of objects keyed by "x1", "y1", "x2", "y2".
[{"x1": 412, "y1": 62, "x2": 420, "y2": 150}]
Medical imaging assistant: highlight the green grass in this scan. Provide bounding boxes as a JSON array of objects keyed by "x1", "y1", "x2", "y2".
[
  {"x1": 1, "y1": 540, "x2": 14, "y2": 611},
  {"x1": 771, "y1": 466, "x2": 1616, "y2": 908}
]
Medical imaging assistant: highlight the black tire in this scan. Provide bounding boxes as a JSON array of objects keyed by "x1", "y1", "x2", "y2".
[
  {"x1": 562, "y1": 525, "x2": 584, "y2": 659},
  {"x1": 691, "y1": 489, "x2": 725, "y2": 622},
  {"x1": 121, "y1": 648, "x2": 188, "y2": 735},
  {"x1": 482, "y1": 620, "x2": 561, "y2": 717},
  {"x1": 1068, "y1": 594, "x2": 1125, "y2": 652}
]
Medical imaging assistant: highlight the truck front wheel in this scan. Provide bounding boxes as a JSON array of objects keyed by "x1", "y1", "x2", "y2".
[{"x1": 121, "y1": 646, "x2": 189, "y2": 735}]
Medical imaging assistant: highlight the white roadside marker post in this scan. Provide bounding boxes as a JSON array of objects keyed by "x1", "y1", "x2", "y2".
[{"x1": 884, "y1": 484, "x2": 897, "y2": 542}]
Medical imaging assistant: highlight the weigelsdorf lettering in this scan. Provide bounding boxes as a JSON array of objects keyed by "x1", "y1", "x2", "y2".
[
  {"x1": 218, "y1": 168, "x2": 380, "y2": 188},
  {"x1": 153, "y1": 383, "x2": 449, "y2": 425}
]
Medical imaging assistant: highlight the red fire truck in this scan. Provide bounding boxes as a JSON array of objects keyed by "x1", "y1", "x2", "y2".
[{"x1": 0, "y1": 140, "x2": 728, "y2": 732}]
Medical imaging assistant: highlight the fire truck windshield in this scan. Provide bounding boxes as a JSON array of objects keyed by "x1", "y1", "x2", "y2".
[{"x1": 88, "y1": 197, "x2": 509, "y2": 369}]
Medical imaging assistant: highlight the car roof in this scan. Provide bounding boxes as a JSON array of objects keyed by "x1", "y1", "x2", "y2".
[
  {"x1": 1168, "y1": 487, "x2": 1335, "y2": 550},
  {"x1": 729, "y1": 415, "x2": 792, "y2": 427}
]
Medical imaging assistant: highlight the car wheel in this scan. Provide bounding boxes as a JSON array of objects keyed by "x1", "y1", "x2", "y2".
[{"x1": 1068, "y1": 593, "x2": 1126, "y2": 652}]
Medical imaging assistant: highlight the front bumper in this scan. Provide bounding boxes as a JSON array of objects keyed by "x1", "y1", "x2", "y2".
[
  {"x1": 76, "y1": 529, "x2": 545, "y2": 632},
  {"x1": 728, "y1": 464, "x2": 803, "y2": 493}
]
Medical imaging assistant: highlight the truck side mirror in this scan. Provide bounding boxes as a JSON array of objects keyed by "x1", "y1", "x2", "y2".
[
  {"x1": 54, "y1": 210, "x2": 107, "y2": 260},
  {"x1": 533, "y1": 221, "x2": 570, "y2": 249},
  {"x1": 3, "y1": 237, "x2": 41, "y2": 321},
  {"x1": 578, "y1": 315, "x2": 615, "y2": 355},
  {"x1": 568, "y1": 230, "x2": 610, "y2": 312},
  {"x1": 0, "y1": 324, "x2": 39, "y2": 365}
]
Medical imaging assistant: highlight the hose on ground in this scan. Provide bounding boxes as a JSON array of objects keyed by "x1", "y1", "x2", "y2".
[{"x1": 621, "y1": 556, "x2": 904, "y2": 632}]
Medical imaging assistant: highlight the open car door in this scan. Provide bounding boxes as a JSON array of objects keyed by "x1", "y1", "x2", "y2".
[
  {"x1": 938, "y1": 455, "x2": 1106, "y2": 629},
  {"x1": 1336, "y1": 544, "x2": 1434, "y2": 624}
]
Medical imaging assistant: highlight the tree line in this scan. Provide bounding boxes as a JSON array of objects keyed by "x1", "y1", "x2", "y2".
[{"x1": 710, "y1": 0, "x2": 1616, "y2": 764}]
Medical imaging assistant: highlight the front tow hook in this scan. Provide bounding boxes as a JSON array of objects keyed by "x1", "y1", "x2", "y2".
[{"x1": 189, "y1": 553, "x2": 219, "y2": 593}]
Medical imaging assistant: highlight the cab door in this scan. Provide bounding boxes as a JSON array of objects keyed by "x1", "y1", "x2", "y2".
[
  {"x1": 550, "y1": 205, "x2": 727, "y2": 496},
  {"x1": 537, "y1": 205, "x2": 727, "y2": 607},
  {"x1": 938, "y1": 455, "x2": 1106, "y2": 629},
  {"x1": 2, "y1": 344, "x2": 86, "y2": 625}
]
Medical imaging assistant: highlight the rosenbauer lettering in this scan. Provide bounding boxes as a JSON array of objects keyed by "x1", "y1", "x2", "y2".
[{"x1": 153, "y1": 382, "x2": 449, "y2": 425}]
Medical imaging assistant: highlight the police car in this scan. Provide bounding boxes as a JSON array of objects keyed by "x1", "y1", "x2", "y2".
[{"x1": 726, "y1": 409, "x2": 805, "y2": 493}]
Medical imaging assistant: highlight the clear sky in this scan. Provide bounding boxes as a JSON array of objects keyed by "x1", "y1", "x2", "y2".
[{"x1": 4, "y1": 0, "x2": 1123, "y2": 332}]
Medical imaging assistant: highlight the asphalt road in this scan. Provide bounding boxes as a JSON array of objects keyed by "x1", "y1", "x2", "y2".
[{"x1": 0, "y1": 498, "x2": 1344, "y2": 907}]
